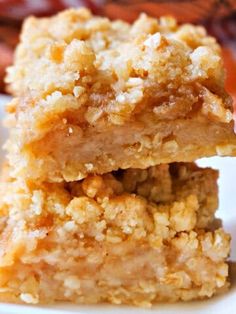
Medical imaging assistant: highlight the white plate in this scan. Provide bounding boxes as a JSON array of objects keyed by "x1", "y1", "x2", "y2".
[{"x1": 0, "y1": 95, "x2": 235, "y2": 314}]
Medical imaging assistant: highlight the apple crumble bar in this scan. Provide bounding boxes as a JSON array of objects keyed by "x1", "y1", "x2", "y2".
[
  {"x1": 0, "y1": 162, "x2": 229, "y2": 306},
  {"x1": 4, "y1": 8, "x2": 236, "y2": 182}
]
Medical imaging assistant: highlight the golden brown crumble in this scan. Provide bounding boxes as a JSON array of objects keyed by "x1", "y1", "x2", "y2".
[
  {"x1": 3, "y1": 8, "x2": 236, "y2": 182},
  {"x1": 6, "y1": 8, "x2": 233, "y2": 127},
  {"x1": 0, "y1": 163, "x2": 229, "y2": 306}
]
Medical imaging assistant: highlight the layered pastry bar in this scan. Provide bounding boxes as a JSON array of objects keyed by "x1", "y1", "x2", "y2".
[
  {"x1": 0, "y1": 163, "x2": 230, "y2": 306},
  {"x1": 4, "y1": 9, "x2": 236, "y2": 182}
]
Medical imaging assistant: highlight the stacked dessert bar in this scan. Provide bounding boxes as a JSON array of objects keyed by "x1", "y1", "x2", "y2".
[{"x1": 1, "y1": 8, "x2": 236, "y2": 306}]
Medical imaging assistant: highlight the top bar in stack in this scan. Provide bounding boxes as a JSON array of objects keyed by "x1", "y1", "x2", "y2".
[{"x1": 5, "y1": 8, "x2": 236, "y2": 182}]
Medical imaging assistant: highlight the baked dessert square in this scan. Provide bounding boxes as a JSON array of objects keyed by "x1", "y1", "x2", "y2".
[
  {"x1": 0, "y1": 162, "x2": 230, "y2": 306},
  {"x1": 4, "y1": 8, "x2": 236, "y2": 182}
]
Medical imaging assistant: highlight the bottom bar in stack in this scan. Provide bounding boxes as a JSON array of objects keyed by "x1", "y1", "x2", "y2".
[{"x1": 0, "y1": 163, "x2": 230, "y2": 306}]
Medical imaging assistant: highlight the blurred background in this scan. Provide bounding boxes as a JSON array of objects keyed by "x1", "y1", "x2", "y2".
[{"x1": 0, "y1": 0, "x2": 235, "y2": 106}]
